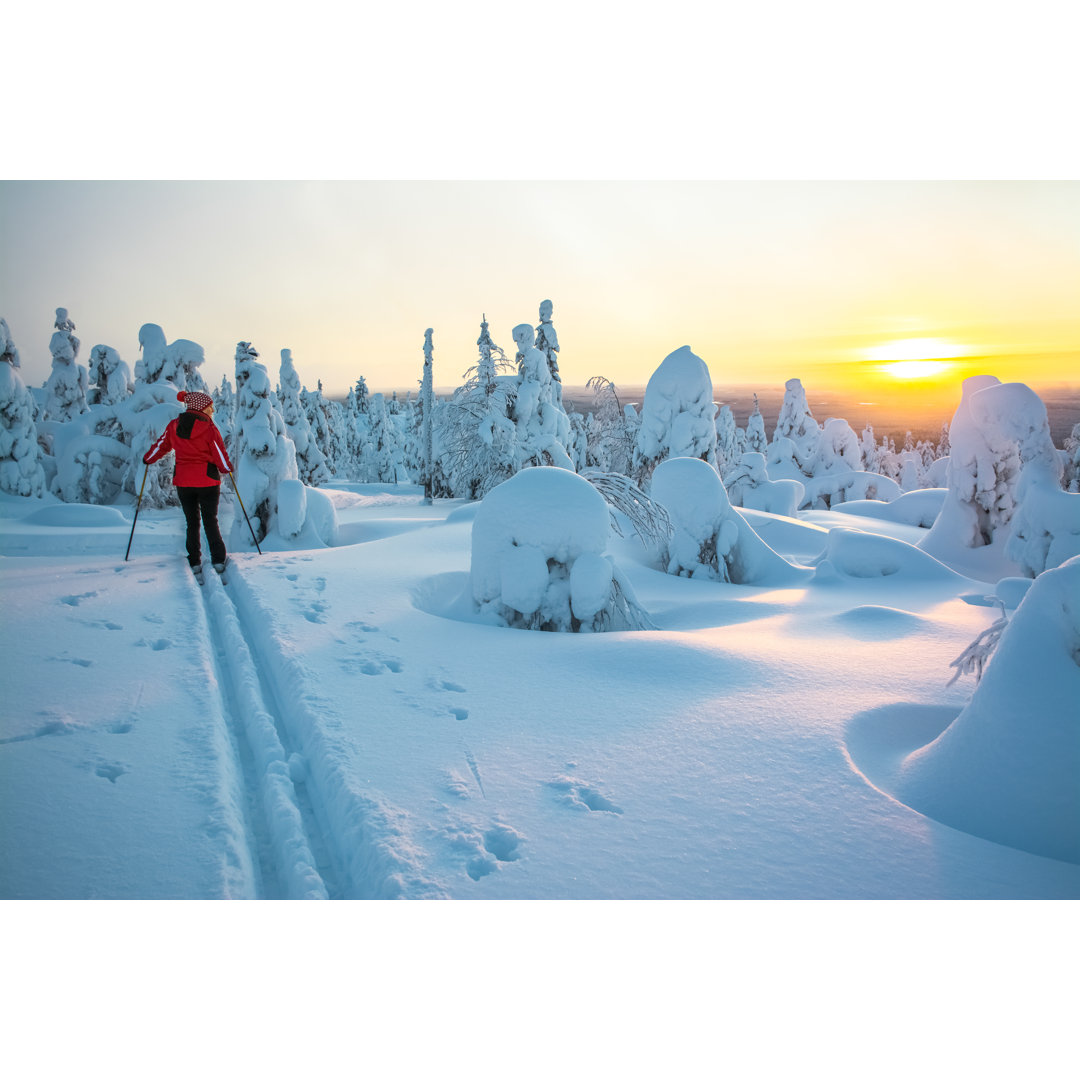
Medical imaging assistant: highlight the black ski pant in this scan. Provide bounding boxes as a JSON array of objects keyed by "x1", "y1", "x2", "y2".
[{"x1": 177, "y1": 485, "x2": 226, "y2": 567}]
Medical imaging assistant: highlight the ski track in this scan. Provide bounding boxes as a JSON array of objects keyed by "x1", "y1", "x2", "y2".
[
  {"x1": 200, "y1": 563, "x2": 445, "y2": 900},
  {"x1": 197, "y1": 568, "x2": 329, "y2": 900}
]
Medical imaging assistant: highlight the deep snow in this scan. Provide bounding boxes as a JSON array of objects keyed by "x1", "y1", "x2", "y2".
[{"x1": 2, "y1": 480, "x2": 1077, "y2": 901}]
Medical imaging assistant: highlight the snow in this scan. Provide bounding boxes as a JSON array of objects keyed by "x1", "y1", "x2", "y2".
[{"x1": 3, "y1": 475, "x2": 1078, "y2": 904}]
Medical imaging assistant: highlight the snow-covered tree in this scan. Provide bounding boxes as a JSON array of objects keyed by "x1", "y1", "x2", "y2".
[
  {"x1": 436, "y1": 317, "x2": 516, "y2": 499},
  {"x1": 301, "y1": 381, "x2": 335, "y2": 477},
  {"x1": 231, "y1": 341, "x2": 304, "y2": 544},
  {"x1": 744, "y1": 394, "x2": 768, "y2": 454},
  {"x1": 87, "y1": 345, "x2": 133, "y2": 406},
  {"x1": 420, "y1": 329, "x2": 436, "y2": 501},
  {"x1": 771, "y1": 378, "x2": 820, "y2": 475},
  {"x1": 651, "y1": 456, "x2": 805, "y2": 585},
  {"x1": 921, "y1": 376, "x2": 1062, "y2": 559},
  {"x1": 278, "y1": 349, "x2": 330, "y2": 486},
  {"x1": 715, "y1": 404, "x2": 739, "y2": 476},
  {"x1": 43, "y1": 307, "x2": 88, "y2": 422},
  {"x1": 816, "y1": 417, "x2": 862, "y2": 474},
  {"x1": 631, "y1": 346, "x2": 717, "y2": 489},
  {"x1": 0, "y1": 318, "x2": 46, "y2": 497},
  {"x1": 470, "y1": 467, "x2": 653, "y2": 632},
  {"x1": 212, "y1": 375, "x2": 237, "y2": 449},
  {"x1": 366, "y1": 393, "x2": 406, "y2": 483},
  {"x1": 534, "y1": 299, "x2": 563, "y2": 406},
  {"x1": 583, "y1": 376, "x2": 633, "y2": 475},
  {"x1": 1062, "y1": 422, "x2": 1080, "y2": 494},
  {"x1": 134, "y1": 324, "x2": 208, "y2": 392},
  {"x1": 510, "y1": 322, "x2": 573, "y2": 472}
]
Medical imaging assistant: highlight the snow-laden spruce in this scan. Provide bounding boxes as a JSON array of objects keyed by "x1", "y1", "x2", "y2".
[
  {"x1": 278, "y1": 349, "x2": 330, "y2": 487},
  {"x1": 87, "y1": 345, "x2": 133, "y2": 407},
  {"x1": 510, "y1": 321, "x2": 573, "y2": 472},
  {"x1": 470, "y1": 467, "x2": 653, "y2": 632},
  {"x1": 631, "y1": 346, "x2": 718, "y2": 488},
  {"x1": 0, "y1": 318, "x2": 47, "y2": 497},
  {"x1": 920, "y1": 376, "x2": 1063, "y2": 567},
  {"x1": 43, "y1": 308, "x2": 88, "y2": 423},
  {"x1": 651, "y1": 456, "x2": 808, "y2": 585},
  {"x1": 771, "y1": 377, "x2": 820, "y2": 475},
  {"x1": 134, "y1": 323, "x2": 209, "y2": 393},
  {"x1": 897, "y1": 555, "x2": 1080, "y2": 865},
  {"x1": 230, "y1": 341, "x2": 336, "y2": 547}
]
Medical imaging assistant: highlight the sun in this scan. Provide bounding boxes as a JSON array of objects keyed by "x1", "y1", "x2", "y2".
[{"x1": 865, "y1": 337, "x2": 968, "y2": 379}]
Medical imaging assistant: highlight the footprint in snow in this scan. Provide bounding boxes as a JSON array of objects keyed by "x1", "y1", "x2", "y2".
[
  {"x1": 95, "y1": 763, "x2": 126, "y2": 783},
  {"x1": 59, "y1": 592, "x2": 97, "y2": 606},
  {"x1": 546, "y1": 776, "x2": 623, "y2": 815}
]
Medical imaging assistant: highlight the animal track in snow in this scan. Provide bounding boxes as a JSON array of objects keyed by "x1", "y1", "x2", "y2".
[
  {"x1": 95, "y1": 763, "x2": 126, "y2": 783},
  {"x1": 48, "y1": 654, "x2": 93, "y2": 668},
  {"x1": 546, "y1": 776, "x2": 623, "y2": 814},
  {"x1": 135, "y1": 637, "x2": 172, "y2": 651},
  {"x1": 449, "y1": 707, "x2": 469, "y2": 721}
]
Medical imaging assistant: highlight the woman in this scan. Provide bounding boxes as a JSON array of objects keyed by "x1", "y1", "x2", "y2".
[{"x1": 143, "y1": 390, "x2": 234, "y2": 581}]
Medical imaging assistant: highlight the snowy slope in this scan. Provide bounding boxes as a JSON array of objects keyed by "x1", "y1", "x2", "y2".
[{"x1": 2, "y1": 484, "x2": 1078, "y2": 900}]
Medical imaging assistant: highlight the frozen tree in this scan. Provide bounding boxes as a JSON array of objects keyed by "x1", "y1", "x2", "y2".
[
  {"x1": 231, "y1": 341, "x2": 304, "y2": 544},
  {"x1": 510, "y1": 322, "x2": 573, "y2": 472},
  {"x1": 816, "y1": 417, "x2": 862, "y2": 474},
  {"x1": 301, "y1": 382, "x2": 335, "y2": 477},
  {"x1": 714, "y1": 404, "x2": 739, "y2": 476},
  {"x1": 367, "y1": 393, "x2": 406, "y2": 482},
  {"x1": 584, "y1": 376, "x2": 633, "y2": 475},
  {"x1": 343, "y1": 378, "x2": 376, "y2": 481},
  {"x1": 420, "y1": 329, "x2": 435, "y2": 501},
  {"x1": 534, "y1": 299, "x2": 563, "y2": 406},
  {"x1": 565, "y1": 408, "x2": 589, "y2": 472},
  {"x1": 436, "y1": 317, "x2": 516, "y2": 499},
  {"x1": 1005, "y1": 458, "x2": 1080, "y2": 577},
  {"x1": 212, "y1": 376, "x2": 237, "y2": 449},
  {"x1": 651, "y1": 456, "x2": 806, "y2": 585},
  {"x1": 744, "y1": 394, "x2": 768, "y2": 454},
  {"x1": 134, "y1": 324, "x2": 208, "y2": 392},
  {"x1": 859, "y1": 424, "x2": 883, "y2": 474},
  {"x1": 43, "y1": 307, "x2": 88, "y2": 422},
  {"x1": 772, "y1": 378, "x2": 821, "y2": 475},
  {"x1": 631, "y1": 346, "x2": 717, "y2": 489},
  {"x1": 278, "y1": 349, "x2": 330, "y2": 486},
  {"x1": 1062, "y1": 422, "x2": 1080, "y2": 493},
  {"x1": 921, "y1": 376, "x2": 1061, "y2": 559},
  {"x1": 87, "y1": 345, "x2": 133, "y2": 406},
  {"x1": 0, "y1": 318, "x2": 46, "y2": 497},
  {"x1": 470, "y1": 467, "x2": 653, "y2": 632}
]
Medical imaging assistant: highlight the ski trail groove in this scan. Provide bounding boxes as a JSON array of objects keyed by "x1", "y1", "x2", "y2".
[
  {"x1": 224, "y1": 567, "x2": 447, "y2": 899},
  {"x1": 199, "y1": 569, "x2": 329, "y2": 900}
]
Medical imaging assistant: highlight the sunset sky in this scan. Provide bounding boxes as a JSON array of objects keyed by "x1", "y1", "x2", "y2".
[{"x1": 3, "y1": 180, "x2": 1078, "y2": 403}]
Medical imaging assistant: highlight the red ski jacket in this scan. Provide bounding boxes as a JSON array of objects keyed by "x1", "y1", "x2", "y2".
[{"x1": 143, "y1": 412, "x2": 234, "y2": 487}]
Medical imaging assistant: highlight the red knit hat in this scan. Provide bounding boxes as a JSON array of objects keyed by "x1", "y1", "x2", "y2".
[{"x1": 177, "y1": 391, "x2": 214, "y2": 412}]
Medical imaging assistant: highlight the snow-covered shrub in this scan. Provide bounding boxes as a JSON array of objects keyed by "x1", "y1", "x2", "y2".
[
  {"x1": 631, "y1": 345, "x2": 717, "y2": 488},
  {"x1": 813, "y1": 528, "x2": 963, "y2": 585},
  {"x1": 0, "y1": 318, "x2": 46, "y2": 497},
  {"x1": 724, "y1": 452, "x2": 803, "y2": 517},
  {"x1": 816, "y1": 417, "x2": 861, "y2": 474},
  {"x1": 897, "y1": 555, "x2": 1080, "y2": 864},
  {"x1": 43, "y1": 308, "x2": 88, "y2": 423},
  {"x1": 470, "y1": 467, "x2": 652, "y2": 632},
  {"x1": 510, "y1": 322, "x2": 573, "y2": 472},
  {"x1": 797, "y1": 469, "x2": 902, "y2": 510},
  {"x1": 651, "y1": 456, "x2": 805, "y2": 585}
]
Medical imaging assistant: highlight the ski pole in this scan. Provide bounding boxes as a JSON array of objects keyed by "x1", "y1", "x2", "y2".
[
  {"x1": 229, "y1": 473, "x2": 262, "y2": 554},
  {"x1": 124, "y1": 465, "x2": 149, "y2": 561}
]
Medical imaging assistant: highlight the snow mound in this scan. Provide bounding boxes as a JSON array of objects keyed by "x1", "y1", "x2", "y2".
[
  {"x1": 814, "y1": 528, "x2": 965, "y2": 584},
  {"x1": 651, "y1": 456, "x2": 808, "y2": 586},
  {"x1": 470, "y1": 467, "x2": 653, "y2": 632},
  {"x1": 896, "y1": 556, "x2": 1080, "y2": 864},
  {"x1": 831, "y1": 605, "x2": 929, "y2": 639},
  {"x1": 832, "y1": 489, "x2": 946, "y2": 528},
  {"x1": 22, "y1": 504, "x2": 129, "y2": 528}
]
